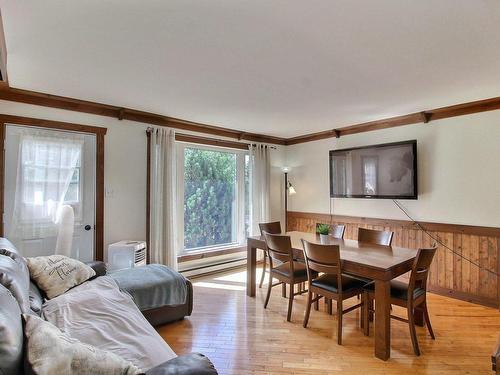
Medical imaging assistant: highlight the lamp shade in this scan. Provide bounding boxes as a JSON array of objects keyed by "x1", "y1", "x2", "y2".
[{"x1": 288, "y1": 185, "x2": 296, "y2": 195}]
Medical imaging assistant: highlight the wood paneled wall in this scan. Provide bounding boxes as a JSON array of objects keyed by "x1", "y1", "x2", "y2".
[{"x1": 287, "y1": 211, "x2": 500, "y2": 308}]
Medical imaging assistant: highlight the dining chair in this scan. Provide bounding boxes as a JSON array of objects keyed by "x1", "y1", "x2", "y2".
[
  {"x1": 315, "y1": 223, "x2": 346, "y2": 239},
  {"x1": 263, "y1": 232, "x2": 313, "y2": 322},
  {"x1": 357, "y1": 227, "x2": 393, "y2": 246},
  {"x1": 314, "y1": 223, "x2": 346, "y2": 313},
  {"x1": 362, "y1": 246, "x2": 437, "y2": 355},
  {"x1": 258, "y1": 222, "x2": 282, "y2": 288},
  {"x1": 301, "y1": 239, "x2": 365, "y2": 345}
]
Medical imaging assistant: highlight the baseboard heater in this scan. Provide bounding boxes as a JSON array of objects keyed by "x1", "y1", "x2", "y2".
[{"x1": 180, "y1": 257, "x2": 247, "y2": 278}]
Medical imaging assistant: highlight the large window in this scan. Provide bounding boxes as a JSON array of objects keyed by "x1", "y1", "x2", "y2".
[{"x1": 177, "y1": 144, "x2": 250, "y2": 253}]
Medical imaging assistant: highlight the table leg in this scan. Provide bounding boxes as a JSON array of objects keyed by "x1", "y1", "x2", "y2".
[
  {"x1": 247, "y1": 243, "x2": 256, "y2": 297},
  {"x1": 414, "y1": 306, "x2": 424, "y2": 327},
  {"x1": 374, "y1": 279, "x2": 391, "y2": 361}
]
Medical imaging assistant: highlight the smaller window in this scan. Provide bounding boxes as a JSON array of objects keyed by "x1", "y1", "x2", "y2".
[{"x1": 19, "y1": 135, "x2": 83, "y2": 223}]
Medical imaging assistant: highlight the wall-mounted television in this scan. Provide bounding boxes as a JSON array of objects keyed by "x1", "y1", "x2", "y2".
[{"x1": 329, "y1": 140, "x2": 417, "y2": 199}]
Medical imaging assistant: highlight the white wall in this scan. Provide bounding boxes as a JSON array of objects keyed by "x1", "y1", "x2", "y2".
[
  {"x1": 286, "y1": 110, "x2": 500, "y2": 227},
  {"x1": 0, "y1": 100, "x2": 285, "y2": 255}
]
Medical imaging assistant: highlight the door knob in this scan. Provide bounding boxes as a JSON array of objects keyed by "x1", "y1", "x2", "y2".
[{"x1": 84, "y1": 225, "x2": 92, "y2": 231}]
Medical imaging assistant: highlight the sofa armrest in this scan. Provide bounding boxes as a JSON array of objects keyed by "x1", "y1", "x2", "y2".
[
  {"x1": 85, "y1": 261, "x2": 107, "y2": 277},
  {"x1": 143, "y1": 353, "x2": 217, "y2": 375}
]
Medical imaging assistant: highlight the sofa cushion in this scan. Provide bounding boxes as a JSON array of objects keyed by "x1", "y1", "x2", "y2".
[
  {"x1": 26, "y1": 255, "x2": 95, "y2": 299},
  {"x1": 43, "y1": 276, "x2": 177, "y2": 371},
  {"x1": 23, "y1": 314, "x2": 140, "y2": 375},
  {"x1": 110, "y1": 264, "x2": 187, "y2": 311},
  {"x1": 0, "y1": 284, "x2": 23, "y2": 375},
  {"x1": 0, "y1": 249, "x2": 31, "y2": 313},
  {"x1": 28, "y1": 281, "x2": 44, "y2": 316}
]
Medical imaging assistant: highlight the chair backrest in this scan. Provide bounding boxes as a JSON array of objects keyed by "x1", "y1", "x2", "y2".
[
  {"x1": 315, "y1": 223, "x2": 345, "y2": 239},
  {"x1": 301, "y1": 239, "x2": 342, "y2": 289},
  {"x1": 259, "y1": 221, "x2": 282, "y2": 236},
  {"x1": 263, "y1": 232, "x2": 293, "y2": 265},
  {"x1": 408, "y1": 247, "x2": 437, "y2": 294},
  {"x1": 358, "y1": 227, "x2": 393, "y2": 246}
]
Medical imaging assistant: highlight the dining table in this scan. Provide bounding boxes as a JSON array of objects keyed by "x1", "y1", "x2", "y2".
[{"x1": 246, "y1": 231, "x2": 421, "y2": 361}]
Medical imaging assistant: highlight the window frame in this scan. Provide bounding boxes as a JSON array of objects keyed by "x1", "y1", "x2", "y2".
[{"x1": 176, "y1": 142, "x2": 249, "y2": 256}]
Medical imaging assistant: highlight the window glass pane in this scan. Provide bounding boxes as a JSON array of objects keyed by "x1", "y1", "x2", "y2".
[{"x1": 183, "y1": 147, "x2": 237, "y2": 250}]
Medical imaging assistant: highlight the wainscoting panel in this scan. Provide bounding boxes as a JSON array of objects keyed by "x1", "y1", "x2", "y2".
[{"x1": 287, "y1": 211, "x2": 500, "y2": 308}]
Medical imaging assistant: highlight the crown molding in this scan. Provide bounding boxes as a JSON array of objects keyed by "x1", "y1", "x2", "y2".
[
  {"x1": 285, "y1": 96, "x2": 500, "y2": 145},
  {"x1": 0, "y1": 86, "x2": 287, "y2": 145}
]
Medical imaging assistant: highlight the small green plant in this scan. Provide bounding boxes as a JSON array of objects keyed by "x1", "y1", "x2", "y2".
[{"x1": 316, "y1": 223, "x2": 330, "y2": 235}]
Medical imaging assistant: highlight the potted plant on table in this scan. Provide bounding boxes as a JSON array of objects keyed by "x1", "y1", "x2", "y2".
[{"x1": 316, "y1": 223, "x2": 331, "y2": 243}]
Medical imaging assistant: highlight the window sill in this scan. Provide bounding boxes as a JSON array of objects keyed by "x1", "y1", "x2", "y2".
[{"x1": 178, "y1": 245, "x2": 246, "y2": 263}]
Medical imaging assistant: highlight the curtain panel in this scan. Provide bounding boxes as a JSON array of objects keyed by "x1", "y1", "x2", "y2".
[
  {"x1": 249, "y1": 144, "x2": 271, "y2": 236},
  {"x1": 149, "y1": 128, "x2": 178, "y2": 269}
]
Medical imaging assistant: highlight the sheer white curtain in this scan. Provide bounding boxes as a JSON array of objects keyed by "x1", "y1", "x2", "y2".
[
  {"x1": 249, "y1": 144, "x2": 271, "y2": 236},
  {"x1": 8, "y1": 129, "x2": 83, "y2": 244},
  {"x1": 149, "y1": 127, "x2": 177, "y2": 269}
]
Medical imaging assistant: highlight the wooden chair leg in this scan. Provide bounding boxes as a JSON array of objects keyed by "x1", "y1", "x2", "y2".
[
  {"x1": 258, "y1": 251, "x2": 267, "y2": 288},
  {"x1": 303, "y1": 290, "x2": 313, "y2": 328},
  {"x1": 368, "y1": 297, "x2": 374, "y2": 322},
  {"x1": 282, "y1": 283, "x2": 287, "y2": 298},
  {"x1": 287, "y1": 284, "x2": 294, "y2": 322},
  {"x1": 337, "y1": 299, "x2": 343, "y2": 345},
  {"x1": 360, "y1": 293, "x2": 364, "y2": 329},
  {"x1": 408, "y1": 305, "x2": 421, "y2": 356},
  {"x1": 314, "y1": 293, "x2": 319, "y2": 311},
  {"x1": 259, "y1": 251, "x2": 267, "y2": 288},
  {"x1": 264, "y1": 272, "x2": 273, "y2": 309},
  {"x1": 363, "y1": 293, "x2": 370, "y2": 336},
  {"x1": 328, "y1": 299, "x2": 333, "y2": 315},
  {"x1": 423, "y1": 301, "x2": 435, "y2": 339}
]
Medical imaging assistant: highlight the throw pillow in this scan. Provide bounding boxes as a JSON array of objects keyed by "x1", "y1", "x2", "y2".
[
  {"x1": 26, "y1": 255, "x2": 95, "y2": 299},
  {"x1": 23, "y1": 314, "x2": 140, "y2": 375}
]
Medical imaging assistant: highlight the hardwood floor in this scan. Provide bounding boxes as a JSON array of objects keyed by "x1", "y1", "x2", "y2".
[{"x1": 157, "y1": 266, "x2": 500, "y2": 374}]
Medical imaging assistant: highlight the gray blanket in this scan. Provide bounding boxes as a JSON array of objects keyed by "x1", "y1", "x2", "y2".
[{"x1": 110, "y1": 264, "x2": 187, "y2": 311}]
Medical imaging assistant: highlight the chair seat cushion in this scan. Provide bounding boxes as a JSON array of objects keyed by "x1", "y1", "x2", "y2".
[
  {"x1": 311, "y1": 274, "x2": 366, "y2": 294},
  {"x1": 273, "y1": 262, "x2": 309, "y2": 279},
  {"x1": 363, "y1": 280, "x2": 425, "y2": 300}
]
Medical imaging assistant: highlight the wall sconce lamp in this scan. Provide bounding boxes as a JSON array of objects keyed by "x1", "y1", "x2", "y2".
[{"x1": 282, "y1": 167, "x2": 296, "y2": 230}]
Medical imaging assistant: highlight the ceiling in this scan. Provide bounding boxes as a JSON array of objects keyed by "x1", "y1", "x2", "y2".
[{"x1": 1, "y1": 1, "x2": 500, "y2": 138}]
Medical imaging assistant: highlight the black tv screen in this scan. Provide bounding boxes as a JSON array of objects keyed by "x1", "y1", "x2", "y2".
[{"x1": 329, "y1": 140, "x2": 417, "y2": 199}]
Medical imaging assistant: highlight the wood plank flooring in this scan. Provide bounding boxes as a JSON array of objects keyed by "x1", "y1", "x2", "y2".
[{"x1": 157, "y1": 266, "x2": 500, "y2": 374}]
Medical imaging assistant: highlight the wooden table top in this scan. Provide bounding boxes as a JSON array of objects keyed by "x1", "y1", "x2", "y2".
[{"x1": 248, "y1": 231, "x2": 418, "y2": 278}]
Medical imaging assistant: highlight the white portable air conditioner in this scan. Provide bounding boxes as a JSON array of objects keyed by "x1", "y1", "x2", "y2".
[{"x1": 107, "y1": 240, "x2": 147, "y2": 272}]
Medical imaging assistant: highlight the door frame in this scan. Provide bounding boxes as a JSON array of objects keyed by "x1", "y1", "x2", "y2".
[{"x1": 0, "y1": 114, "x2": 107, "y2": 261}]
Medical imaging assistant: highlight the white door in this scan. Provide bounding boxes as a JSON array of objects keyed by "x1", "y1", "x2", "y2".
[{"x1": 3, "y1": 125, "x2": 96, "y2": 261}]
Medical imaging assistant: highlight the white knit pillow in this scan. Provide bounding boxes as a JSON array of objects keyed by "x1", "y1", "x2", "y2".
[
  {"x1": 23, "y1": 314, "x2": 140, "y2": 375},
  {"x1": 26, "y1": 255, "x2": 95, "y2": 299}
]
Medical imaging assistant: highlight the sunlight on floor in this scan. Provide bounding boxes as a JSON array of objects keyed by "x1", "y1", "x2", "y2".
[
  {"x1": 212, "y1": 269, "x2": 249, "y2": 283},
  {"x1": 191, "y1": 281, "x2": 246, "y2": 291}
]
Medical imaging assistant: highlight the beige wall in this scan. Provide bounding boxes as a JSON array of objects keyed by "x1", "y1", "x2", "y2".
[
  {"x1": 0, "y1": 100, "x2": 285, "y2": 255},
  {"x1": 286, "y1": 110, "x2": 500, "y2": 227}
]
